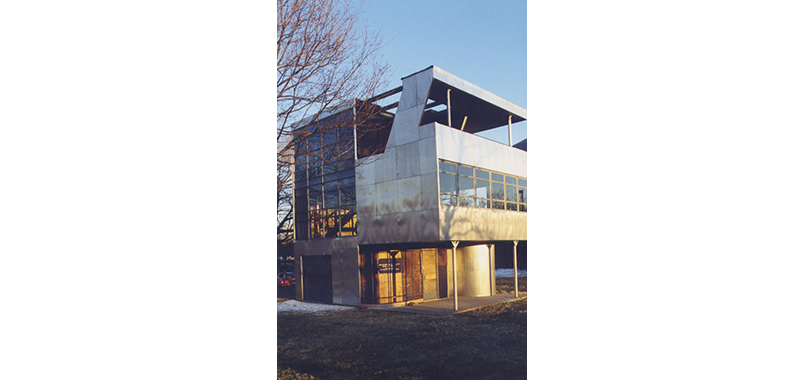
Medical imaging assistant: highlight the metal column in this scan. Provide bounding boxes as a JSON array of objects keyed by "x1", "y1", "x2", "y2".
[
  {"x1": 447, "y1": 89, "x2": 452, "y2": 127},
  {"x1": 488, "y1": 243, "x2": 495, "y2": 296},
  {"x1": 513, "y1": 241, "x2": 519, "y2": 298},
  {"x1": 508, "y1": 114, "x2": 513, "y2": 146},
  {"x1": 298, "y1": 255, "x2": 304, "y2": 301},
  {"x1": 451, "y1": 240, "x2": 459, "y2": 311}
]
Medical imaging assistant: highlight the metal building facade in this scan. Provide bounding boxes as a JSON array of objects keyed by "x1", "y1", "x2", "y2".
[{"x1": 293, "y1": 66, "x2": 526, "y2": 307}]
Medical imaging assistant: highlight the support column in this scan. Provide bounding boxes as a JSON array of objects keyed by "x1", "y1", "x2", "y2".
[
  {"x1": 451, "y1": 240, "x2": 459, "y2": 311},
  {"x1": 508, "y1": 114, "x2": 513, "y2": 146},
  {"x1": 513, "y1": 241, "x2": 519, "y2": 298},
  {"x1": 487, "y1": 243, "x2": 495, "y2": 296},
  {"x1": 447, "y1": 89, "x2": 452, "y2": 127},
  {"x1": 298, "y1": 255, "x2": 304, "y2": 301}
]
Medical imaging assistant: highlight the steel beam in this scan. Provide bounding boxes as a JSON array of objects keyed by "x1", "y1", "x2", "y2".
[{"x1": 365, "y1": 86, "x2": 403, "y2": 103}]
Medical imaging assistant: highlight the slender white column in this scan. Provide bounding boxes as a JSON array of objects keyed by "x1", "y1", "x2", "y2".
[
  {"x1": 513, "y1": 241, "x2": 519, "y2": 298},
  {"x1": 451, "y1": 240, "x2": 459, "y2": 310}
]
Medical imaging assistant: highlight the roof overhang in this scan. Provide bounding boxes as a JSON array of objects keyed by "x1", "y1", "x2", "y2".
[{"x1": 425, "y1": 66, "x2": 526, "y2": 134}]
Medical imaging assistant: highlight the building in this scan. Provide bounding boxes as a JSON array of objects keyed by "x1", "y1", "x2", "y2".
[{"x1": 292, "y1": 66, "x2": 526, "y2": 309}]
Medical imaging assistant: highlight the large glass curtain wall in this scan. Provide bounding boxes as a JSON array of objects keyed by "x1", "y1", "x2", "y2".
[
  {"x1": 438, "y1": 159, "x2": 527, "y2": 212},
  {"x1": 294, "y1": 115, "x2": 357, "y2": 240}
]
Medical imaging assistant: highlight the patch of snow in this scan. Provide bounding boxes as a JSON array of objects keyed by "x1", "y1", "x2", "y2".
[
  {"x1": 495, "y1": 268, "x2": 527, "y2": 278},
  {"x1": 277, "y1": 300, "x2": 356, "y2": 314}
]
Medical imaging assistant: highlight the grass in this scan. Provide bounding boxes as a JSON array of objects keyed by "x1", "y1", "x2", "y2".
[
  {"x1": 495, "y1": 276, "x2": 527, "y2": 295},
  {"x1": 277, "y1": 277, "x2": 527, "y2": 380}
]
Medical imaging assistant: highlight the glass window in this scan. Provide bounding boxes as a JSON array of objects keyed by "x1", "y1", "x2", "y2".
[
  {"x1": 339, "y1": 177, "x2": 355, "y2": 206},
  {"x1": 323, "y1": 130, "x2": 337, "y2": 146},
  {"x1": 441, "y1": 194, "x2": 457, "y2": 206},
  {"x1": 308, "y1": 185, "x2": 323, "y2": 211},
  {"x1": 459, "y1": 176, "x2": 474, "y2": 197},
  {"x1": 295, "y1": 163, "x2": 307, "y2": 181},
  {"x1": 324, "y1": 181, "x2": 339, "y2": 208},
  {"x1": 324, "y1": 217, "x2": 339, "y2": 238},
  {"x1": 492, "y1": 182, "x2": 505, "y2": 200},
  {"x1": 323, "y1": 161, "x2": 338, "y2": 175},
  {"x1": 439, "y1": 172, "x2": 457, "y2": 195},
  {"x1": 436, "y1": 160, "x2": 527, "y2": 213},
  {"x1": 439, "y1": 161, "x2": 457, "y2": 173},
  {"x1": 338, "y1": 168, "x2": 354, "y2": 179},
  {"x1": 310, "y1": 218, "x2": 324, "y2": 238},
  {"x1": 506, "y1": 184, "x2": 518, "y2": 202},
  {"x1": 307, "y1": 159, "x2": 322, "y2": 179},
  {"x1": 458, "y1": 164, "x2": 473, "y2": 177},
  {"x1": 308, "y1": 133, "x2": 321, "y2": 153},
  {"x1": 476, "y1": 180, "x2": 489, "y2": 199},
  {"x1": 338, "y1": 211, "x2": 357, "y2": 237},
  {"x1": 339, "y1": 156, "x2": 355, "y2": 170},
  {"x1": 295, "y1": 193, "x2": 308, "y2": 214}
]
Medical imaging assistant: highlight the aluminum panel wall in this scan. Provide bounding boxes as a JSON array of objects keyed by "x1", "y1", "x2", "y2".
[
  {"x1": 356, "y1": 134, "x2": 440, "y2": 244},
  {"x1": 439, "y1": 206, "x2": 527, "y2": 242},
  {"x1": 293, "y1": 237, "x2": 359, "y2": 305},
  {"x1": 434, "y1": 122, "x2": 527, "y2": 178}
]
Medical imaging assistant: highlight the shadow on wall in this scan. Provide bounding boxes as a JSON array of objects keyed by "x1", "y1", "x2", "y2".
[{"x1": 439, "y1": 205, "x2": 484, "y2": 243}]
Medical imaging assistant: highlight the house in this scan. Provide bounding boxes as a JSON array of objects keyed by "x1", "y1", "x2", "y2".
[{"x1": 292, "y1": 66, "x2": 526, "y2": 309}]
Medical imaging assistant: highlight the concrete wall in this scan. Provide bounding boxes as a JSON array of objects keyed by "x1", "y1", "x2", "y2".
[{"x1": 294, "y1": 237, "x2": 359, "y2": 305}]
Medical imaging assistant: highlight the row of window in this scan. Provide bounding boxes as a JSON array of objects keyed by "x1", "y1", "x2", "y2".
[
  {"x1": 438, "y1": 159, "x2": 527, "y2": 212},
  {"x1": 294, "y1": 118, "x2": 359, "y2": 240}
]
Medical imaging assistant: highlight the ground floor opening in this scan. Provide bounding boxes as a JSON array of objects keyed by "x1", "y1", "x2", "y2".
[{"x1": 358, "y1": 244, "x2": 495, "y2": 305}]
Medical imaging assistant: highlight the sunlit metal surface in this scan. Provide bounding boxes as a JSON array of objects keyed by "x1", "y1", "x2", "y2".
[{"x1": 455, "y1": 244, "x2": 492, "y2": 297}]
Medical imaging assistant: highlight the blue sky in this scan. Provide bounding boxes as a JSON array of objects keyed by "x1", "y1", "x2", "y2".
[{"x1": 359, "y1": 0, "x2": 527, "y2": 145}]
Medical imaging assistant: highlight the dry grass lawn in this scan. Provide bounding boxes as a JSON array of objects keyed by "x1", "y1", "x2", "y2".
[{"x1": 277, "y1": 276, "x2": 527, "y2": 380}]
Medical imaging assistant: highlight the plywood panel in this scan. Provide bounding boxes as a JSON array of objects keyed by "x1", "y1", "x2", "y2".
[{"x1": 421, "y1": 248, "x2": 438, "y2": 300}]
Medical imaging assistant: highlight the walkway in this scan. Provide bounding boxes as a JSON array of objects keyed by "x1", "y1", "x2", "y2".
[{"x1": 368, "y1": 294, "x2": 524, "y2": 316}]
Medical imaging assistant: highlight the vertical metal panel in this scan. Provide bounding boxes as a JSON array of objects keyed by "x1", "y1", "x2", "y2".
[{"x1": 455, "y1": 244, "x2": 491, "y2": 297}]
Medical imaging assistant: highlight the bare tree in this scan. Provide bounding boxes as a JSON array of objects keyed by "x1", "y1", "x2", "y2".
[{"x1": 277, "y1": 0, "x2": 389, "y2": 251}]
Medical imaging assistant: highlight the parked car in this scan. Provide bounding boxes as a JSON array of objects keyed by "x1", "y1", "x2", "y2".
[
  {"x1": 277, "y1": 275, "x2": 290, "y2": 287},
  {"x1": 278, "y1": 272, "x2": 296, "y2": 285}
]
